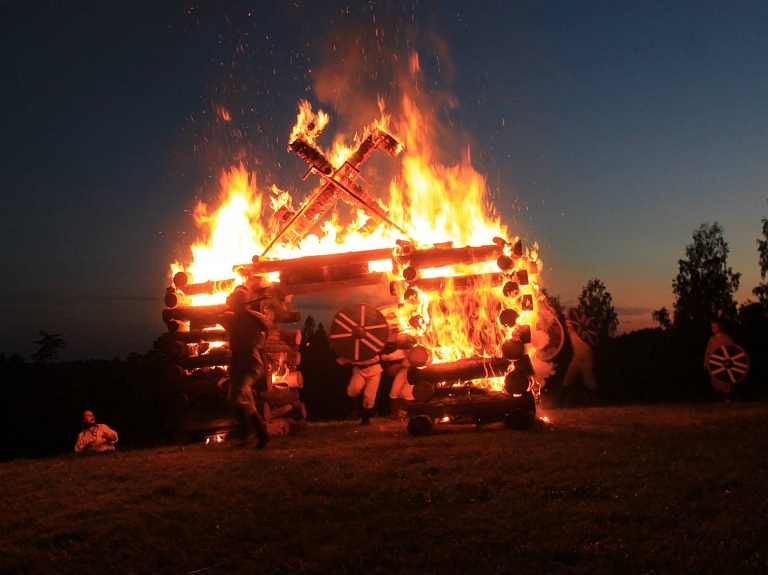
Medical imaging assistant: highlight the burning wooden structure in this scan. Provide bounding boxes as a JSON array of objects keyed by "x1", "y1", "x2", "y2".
[{"x1": 161, "y1": 98, "x2": 562, "y2": 439}]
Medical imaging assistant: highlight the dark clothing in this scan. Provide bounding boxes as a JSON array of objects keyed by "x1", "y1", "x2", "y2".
[
  {"x1": 222, "y1": 309, "x2": 269, "y2": 355},
  {"x1": 221, "y1": 307, "x2": 271, "y2": 445}
]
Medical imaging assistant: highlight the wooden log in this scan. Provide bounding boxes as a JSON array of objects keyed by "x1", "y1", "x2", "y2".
[
  {"x1": 405, "y1": 392, "x2": 525, "y2": 423},
  {"x1": 180, "y1": 349, "x2": 231, "y2": 370},
  {"x1": 162, "y1": 304, "x2": 227, "y2": 324},
  {"x1": 262, "y1": 386, "x2": 300, "y2": 406},
  {"x1": 396, "y1": 244, "x2": 504, "y2": 270},
  {"x1": 181, "y1": 278, "x2": 237, "y2": 296},
  {"x1": 169, "y1": 328, "x2": 228, "y2": 344},
  {"x1": 169, "y1": 341, "x2": 196, "y2": 359},
  {"x1": 171, "y1": 328, "x2": 299, "y2": 346},
  {"x1": 279, "y1": 263, "x2": 369, "y2": 286},
  {"x1": 407, "y1": 357, "x2": 511, "y2": 385},
  {"x1": 278, "y1": 330, "x2": 302, "y2": 346},
  {"x1": 390, "y1": 272, "x2": 505, "y2": 296},
  {"x1": 270, "y1": 370, "x2": 303, "y2": 388},
  {"x1": 271, "y1": 271, "x2": 390, "y2": 297},
  {"x1": 235, "y1": 247, "x2": 394, "y2": 275},
  {"x1": 407, "y1": 345, "x2": 430, "y2": 368},
  {"x1": 164, "y1": 288, "x2": 191, "y2": 308}
]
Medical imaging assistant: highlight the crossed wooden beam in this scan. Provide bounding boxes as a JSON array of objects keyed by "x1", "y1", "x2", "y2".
[{"x1": 261, "y1": 126, "x2": 413, "y2": 256}]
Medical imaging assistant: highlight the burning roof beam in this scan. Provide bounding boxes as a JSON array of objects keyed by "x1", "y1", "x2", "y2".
[{"x1": 262, "y1": 127, "x2": 411, "y2": 255}]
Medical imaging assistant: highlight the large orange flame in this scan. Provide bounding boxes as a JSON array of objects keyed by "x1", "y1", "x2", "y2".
[{"x1": 170, "y1": 73, "x2": 555, "y2": 388}]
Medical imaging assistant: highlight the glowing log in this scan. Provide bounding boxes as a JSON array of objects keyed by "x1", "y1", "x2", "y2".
[
  {"x1": 346, "y1": 126, "x2": 403, "y2": 165},
  {"x1": 289, "y1": 138, "x2": 335, "y2": 175},
  {"x1": 162, "y1": 304, "x2": 227, "y2": 324},
  {"x1": 395, "y1": 243, "x2": 505, "y2": 270},
  {"x1": 390, "y1": 272, "x2": 505, "y2": 296},
  {"x1": 271, "y1": 272, "x2": 390, "y2": 297},
  {"x1": 168, "y1": 328, "x2": 228, "y2": 344},
  {"x1": 164, "y1": 287, "x2": 191, "y2": 308},
  {"x1": 173, "y1": 271, "x2": 190, "y2": 288},
  {"x1": 279, "y1": 263, "x2": 369, "y2": 286},
  {"x1": 269, "y1": 369, "x2": 303, "y2": 388},
  {"x1": 179, "y1": 349, "x2": 231, "y2": 370},
  {"x1": 406, "y1": 392, "x2": 530, "y2": 424},
  {"x1": 265, "y1": 129, "x2": 408, "y2": 254},
  {"x1": 407, "y1": 345, "x2": 430, "y2": 367},
  {"x1": 235, "y1": 247, "x2": 394, "y2": 275},
  {"x1": 180, "y1": 278, "x2": 237, "y2": 296},
  {"x1": 412, "y1": 382, "x2": 494, "y2": 403},
  {"x1": 407, "y1": 357, "x2": 511, "y2": 385},
  {"x1": 262, "y1": 386, "x2": 300, "y2": 406}
]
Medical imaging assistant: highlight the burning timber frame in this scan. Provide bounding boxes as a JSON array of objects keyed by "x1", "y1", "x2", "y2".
[{"x1": 160, "y1": 120, "x2": 555, "y2": 438}]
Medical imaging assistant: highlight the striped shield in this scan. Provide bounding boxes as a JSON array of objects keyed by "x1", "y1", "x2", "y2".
[
  {"x1": 708, "y1": 344, "x2": 750, "y2": 386},
  {"x1": 329, "y1": 303, "x2": 391, "y2": 362}
]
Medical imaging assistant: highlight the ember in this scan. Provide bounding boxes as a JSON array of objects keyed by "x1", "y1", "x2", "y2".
[{"x1": 160, "y1": 59, "x2": 562, "y2": 436}]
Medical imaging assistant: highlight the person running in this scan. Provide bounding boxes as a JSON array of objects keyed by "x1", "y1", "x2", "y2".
[{"x1": 221, "y1": 286, "x2": 272, "y2": 448}]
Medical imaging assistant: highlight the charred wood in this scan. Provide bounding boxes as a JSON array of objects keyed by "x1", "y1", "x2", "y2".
[
  {"x1": 395, "y1": 244, "x2": 505, "y2": 270},
  {"x1": 236, "y1": 247, "x2": 393, "y2": 275},
  {"x1": 181, "y1": 278, "x2": 237, "y2": 296},
  {"x1": 390, "y1": 272, "x2": 505, "y2": 296},
  {"x1": 407, "y1": 357, "x2": 511, "y2": 385}
]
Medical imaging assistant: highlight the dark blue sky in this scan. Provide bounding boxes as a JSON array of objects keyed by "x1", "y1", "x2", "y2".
[{"x1": 2, "y1": 1, "x2": 767, "y2": 359}]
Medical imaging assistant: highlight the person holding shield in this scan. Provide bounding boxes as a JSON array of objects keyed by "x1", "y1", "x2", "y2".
[
  {"x1": 557, "y1": 308, "x2": 599, "y2": 407},
  {"x1": 704, "y1": 319, "x2": 736, "y2": 400}
]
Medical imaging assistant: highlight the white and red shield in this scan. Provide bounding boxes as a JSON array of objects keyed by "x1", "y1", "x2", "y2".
[
  {"x1": 567, "y1": 308, "x2": 598, "y2": 347},
  {"x1": 329, "y1": 303, "x2": 390, "y2": 362},
  {"x1": 708, "y1": 344, "x2": 750, "y2": 386}
]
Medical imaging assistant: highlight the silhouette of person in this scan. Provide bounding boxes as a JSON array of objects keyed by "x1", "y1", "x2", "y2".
[
  {"x1": 221, "y1": 286, "x2": 272, "y2": 448},
  {"x1": 558, "y1": 310, "x2": 598, "y2": 407},
  {"x1": 704, "y1": 318, "x2": 736, "y2": 398}
]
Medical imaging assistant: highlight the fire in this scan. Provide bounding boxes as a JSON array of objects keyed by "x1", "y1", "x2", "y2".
[
  {"x1": 168, "y1": 54, "x2": 556, "y2": 393},
  {"x1": 205, "y1": 433, "x2": 226, "y2": 444}
]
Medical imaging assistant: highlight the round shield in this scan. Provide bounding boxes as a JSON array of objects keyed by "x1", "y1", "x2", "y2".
[
  {"x1": 708, "y1": 344, "x2": 750, "y2": 385},
  {"x1": 567, "y1": 308, "x2": 598, "y2": 347},
  {"x1": 329, "y1": 303, "x2": 391, "y2": 362},
  {"x1": 535, "y1": 316, "x2": 565, "y2": 362}
]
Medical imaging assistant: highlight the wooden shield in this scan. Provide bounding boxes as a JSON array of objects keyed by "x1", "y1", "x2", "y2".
[
  {"x1": 567, "y1": 308, "x2": 598, "y2": 347},
  {"x1": 708, "y1": 344, "x2": 750, "y2": 385},
  {"x1": 535, "y1": 315, "x2": 565, "y2": 362},
  {"x1": 329, "y1": 303, "x2": 390, "y2": 362}
]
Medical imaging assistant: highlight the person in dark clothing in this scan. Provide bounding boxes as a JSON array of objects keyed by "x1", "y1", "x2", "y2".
[{"x1": 221, "y1": 286, "x2": 272, "y2": 448}]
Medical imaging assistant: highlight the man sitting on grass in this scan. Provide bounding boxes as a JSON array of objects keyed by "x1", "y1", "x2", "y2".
[{"x1": 74, "y1": 410, "x2": 118, "y2": 453}]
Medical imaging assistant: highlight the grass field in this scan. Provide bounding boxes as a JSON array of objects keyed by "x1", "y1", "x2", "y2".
[{"x1": 2, "y1": 403, "x2": 767, "y2": 574}]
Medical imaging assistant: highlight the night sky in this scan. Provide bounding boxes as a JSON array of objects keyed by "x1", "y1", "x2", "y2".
[{"x1": 2, "y1": 1, "x2": 767, "y2": 360}]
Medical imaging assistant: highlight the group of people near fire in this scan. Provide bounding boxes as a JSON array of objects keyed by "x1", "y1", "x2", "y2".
[{"x1": 75, "y1": 284, "x2": 741, "y2": 451}]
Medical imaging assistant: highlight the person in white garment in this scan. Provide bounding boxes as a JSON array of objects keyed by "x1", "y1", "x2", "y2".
[
  {"x1": 380, "y1": 346, "x2": 414, "y2": 420},
  {"x1": 337, "y1": 355, "x2": 383, "y2": 425},
  {"x1": 74, "y1": 410, "x2": 118, "y2": 453}
]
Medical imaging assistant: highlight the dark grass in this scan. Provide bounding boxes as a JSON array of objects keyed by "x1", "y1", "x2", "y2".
[{"x1": 2, "y1": 403, "x2": 768, "y2": 574}]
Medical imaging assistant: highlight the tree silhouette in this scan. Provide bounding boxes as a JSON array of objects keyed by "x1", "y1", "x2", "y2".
[
  {"x1": 577, "y1": 278, "x2": 619, "y2": 339},
  {"x1": 652, "y1": 306, "x2": 672, "y2": 329},
  {"x1": 302, "y1": 315, "x2": 316, "y2": 339},
  {"x1": 672, "y1": 222, "x2": 740, "y2": 329},
  {"x1": 30, "y1": 330, "x2": 66, "y2": 364},
  {"x1": 541, "y1": 288, "x2": 566, "y2": 324},
  {"x1": 752, "y1": 203, "x2": 768, "y2": 306}
]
